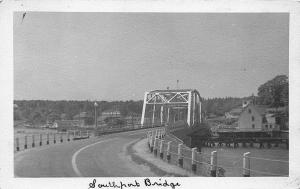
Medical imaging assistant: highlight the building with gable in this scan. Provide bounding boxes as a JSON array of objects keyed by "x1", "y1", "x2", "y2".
[{"x1": 237, "y1": 104, "x2": 280, "y2": 131}]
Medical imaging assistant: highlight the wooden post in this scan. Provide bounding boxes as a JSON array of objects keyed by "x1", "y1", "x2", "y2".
[
  {"x1": 191, "y1": 147, "x2": 197, "y2": 173},
  {"x1": 54, "y1": 133, "x2": 56, "y2": 144},
  {"x1": 16, "y1": 138, "x2": 20, "y2": 151},
  {"x1": 47, "y1": 133, "x2": 49, "y2": 145},
  {"x1": 32, "y1": 135, "x2": 35, "y2": 147},
  {"x1": 24, "y1": 136, "x2": 28, "y2": 149},
  {"x1": 67, "y1": 132, "x2": 70, "y2": 141},
  {"x1": 243, "y1": 152, "x2": 251, "y2": 177},
  {"x1": 178, "y1": 143, "x2": 183, "y2": 168},
  {"x1": 60, "y1": 133, "x2": 63, "y2": 142},
  {"x1": 242, "y1": 142, "x2": 246, "y2": 147},
  {"x1": 159, "y1": 140, "x2": 164, "y2": 159},
  {"x1": 153, "y1": 138, "x2": 158, "y2": 156},
  {"x1": 210, "y1": 151, "x2": 217, "y2": 177},
  {"x1": 259, "y1": 142, "x2": 264, "y2": 148},
  {"x1": 250, "y1": 141, "x2": 253, "y2": 147},
  {"x1": 167, "y1": 141, "x2": 171, "y2": 163},
  {"x1": 147, "y1": 131, "x2": 151, "y2": 146},
  {"x1": 39, "y1": 134, "x2": 42, "y2": 146},
  {"x1": 150, "y1": 135, "x2": 154, "y2": 152}
]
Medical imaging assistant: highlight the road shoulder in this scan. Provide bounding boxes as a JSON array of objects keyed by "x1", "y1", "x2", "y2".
[{"x1": 128, "y1": 137, "x2": 195, "y2": 177}]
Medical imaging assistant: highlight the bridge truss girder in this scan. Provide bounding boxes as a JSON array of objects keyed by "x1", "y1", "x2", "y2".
[{"x1": 141, "y1": 89, "x2": 202, "y2": 127}]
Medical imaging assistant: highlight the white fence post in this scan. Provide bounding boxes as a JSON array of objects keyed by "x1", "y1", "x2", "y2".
[
  {"x1": 32, "y1": 135, "x2": 35, "y2": 147},
  {"x1": 178, "y1": 143, "x2": 183, "y2": 168},
  {"x1": 150, "y1": 135, "x2": 154, "y2": 152},
  {"x1": 47, "y1": 133, "x2": 49, "y2": 145},
  {"x1": 191, "y1": 147, "x2": 197, "y2": 173},
  {"x1": 210, "y1": 151, "x2": 217, "y2": 177},
  {"x1": 54, "y1": 133, "x2": 56, "y2": 143},
  {"x1": 159, "y1": 140, "x2": 164, "y2": 159},
  {"x1": 167, "y1": 141, "x2": 171, "y2": 162},
  {"x1": 39, "y1": 134, "x2": 42, "y2": 146},
  {"x1": 153, "y1": 138, "x2": 158, "y2": 156},
  {"x1": 24, "y1": 136, "x2": 28, "y2": 149},
  {"x1": 243, "y1": 152, "x2": 251, "y2": 177},
  {"x1": 60, "y1": 133, "x2": 63, "y2": 142},
  {"x1": 16, "y1": 138, "x2": 20, "y2": 151},
  {"x1": 67, "y1": 131, "x2": 70, "y2": 141},
  {"x1": 147, "y1": 131, "x2": 151, "y2": 145}
]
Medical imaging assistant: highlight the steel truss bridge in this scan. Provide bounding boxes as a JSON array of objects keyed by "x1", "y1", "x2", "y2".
[{"x1": 141, "y1": 89, "x2": 202, "y2": 127}]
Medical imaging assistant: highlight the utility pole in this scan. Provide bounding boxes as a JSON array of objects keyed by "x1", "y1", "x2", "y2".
[{"x1": 94, "y1": 102, "x2": 98, "y2": 128}]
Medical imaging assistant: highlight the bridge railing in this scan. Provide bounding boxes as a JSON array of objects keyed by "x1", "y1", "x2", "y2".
[
  {"x1": 14, "y1": 122, "x2": 165, "y2": 152},
  {"x1": 14, "y1": 130, "x2": 91, "y2": 153},
  {"x1": 94, "y1": 122, "x2": 165, "y2": 136},
  {"x1": 146, "y1": 128, "x2": 289, "y2": 177}
]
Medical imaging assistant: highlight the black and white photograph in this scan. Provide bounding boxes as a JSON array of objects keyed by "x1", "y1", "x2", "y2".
[{"x1": 1, "y1": 0, "x2": 300, "y2": 189}]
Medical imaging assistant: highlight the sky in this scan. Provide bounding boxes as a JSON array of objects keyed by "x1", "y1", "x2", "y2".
[{"x1": 14, "y1": 12, "x2": 289, "y2": 101}]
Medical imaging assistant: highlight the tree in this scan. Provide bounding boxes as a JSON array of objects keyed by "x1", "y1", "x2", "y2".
[{"x1": 257, "y1": 75, "x2": 288, "y2": 107}]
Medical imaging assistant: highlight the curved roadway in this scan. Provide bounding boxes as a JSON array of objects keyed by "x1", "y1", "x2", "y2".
[{"x1": 15, "y1": 129, "x2": 156, "y2": 177}]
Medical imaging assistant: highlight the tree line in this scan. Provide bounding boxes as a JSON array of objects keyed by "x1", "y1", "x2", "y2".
[{"x1": 14, "y1": 75, "x2": 288, "y2": 125}]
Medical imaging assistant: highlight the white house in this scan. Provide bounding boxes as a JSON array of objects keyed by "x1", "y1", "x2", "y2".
[{"x1": 237, "y1": 104, "x2": 280, "y2": 131}]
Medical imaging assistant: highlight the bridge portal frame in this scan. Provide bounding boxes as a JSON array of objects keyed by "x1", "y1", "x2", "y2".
[{"x1": 141, "y1": 89, "x2": 202, "y2": 127}]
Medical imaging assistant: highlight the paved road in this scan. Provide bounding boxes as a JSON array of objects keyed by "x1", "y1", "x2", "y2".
[{"x1": 14, "y1": 129, "x2": 156, "y2": 177}]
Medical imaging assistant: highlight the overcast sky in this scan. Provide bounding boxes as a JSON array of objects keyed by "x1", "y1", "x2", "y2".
[{"x1": 14, "y1": 12, "x2": 288, "y2": 101}]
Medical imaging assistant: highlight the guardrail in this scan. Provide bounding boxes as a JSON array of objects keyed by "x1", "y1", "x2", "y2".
[
  {"x1": 14, "y1": 123, "x2": 165, "y2": 153},
  {"x1": 95, "y1": 123, "x2": 164, "y2": 136},
  {"x1": 146, "y1": 128, "x2": 289, "y2": 177},
  {"x1": 14, "y1": 130, "x2": 91, "y2": 152}
]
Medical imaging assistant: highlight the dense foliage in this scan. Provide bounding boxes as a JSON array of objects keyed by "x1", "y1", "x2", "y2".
[
  {"x1": 257, "y1": 75, "x2": 288, "y2": 107},
  {"x1": 14, "y1": 100, "x2": 143, "y2": 124},
  {"x1": 201, "y1": 97, "x2": 244, "y2": 116}
]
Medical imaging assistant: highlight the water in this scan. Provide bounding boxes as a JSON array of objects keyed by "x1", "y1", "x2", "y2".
[{"x1": 201, "y1": 144, "x2": 288, "y2": 177}]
